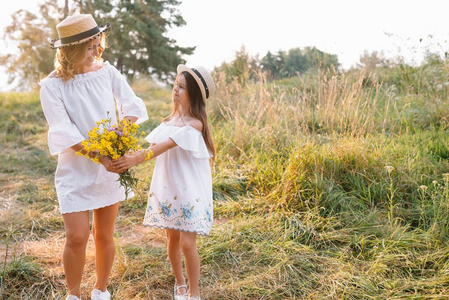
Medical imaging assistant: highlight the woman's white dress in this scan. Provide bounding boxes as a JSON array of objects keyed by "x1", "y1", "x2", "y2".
[
  {"x1": 143, "y1": 123, "x2": 213, "y2": 236},
  {"x1": 39, "y1": 61, "x2": 148, "y2": 214}
]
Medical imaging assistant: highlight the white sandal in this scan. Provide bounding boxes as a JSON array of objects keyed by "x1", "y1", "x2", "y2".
[{"x1": 173, "y1": 284, "x2": 188, "y2": 300}]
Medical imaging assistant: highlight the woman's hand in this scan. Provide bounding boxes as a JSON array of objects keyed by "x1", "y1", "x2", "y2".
[{"x1": 99, "y1": 155, "x2": 121, "y2": 173}]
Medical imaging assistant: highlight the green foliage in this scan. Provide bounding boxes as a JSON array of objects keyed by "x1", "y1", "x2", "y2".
[
  {"x1": 216, "y1": 46, "x2": 340, "y2": 85},
  {"x1": 260, "y1": 50, "x2": 283, "y2": 79},
  {"x1": 96, "y1": 0, "x2": 194, "y2": 78},
  {"x1": 279, "y1": 48, "x2": 311, "y2": 77},
  {"x1": 3, "y1": 58, "x2": 449, "y2": 298},
  {"x1": 215, "y1": 45, "x2": 252, "y2": 86},
  {"x1": 262, "y1": 46, "x2": 340, "y2": 79},
  {"x1": 1, "y1": 0, "x2": 193, "y2": 90},
  {"x1": 0, "y1": 256, "x2": 55, "y2": 299},
  {"x1": 206, "y1": 61, "x2": 449, "y2": 297},
  {"x1": 0, "y1": 8, "x2": 56, "y2": 90}
]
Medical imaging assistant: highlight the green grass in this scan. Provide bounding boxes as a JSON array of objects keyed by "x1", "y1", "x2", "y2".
[{"x1": 2, "y1": 64, "x2": 449, "y2": 299}]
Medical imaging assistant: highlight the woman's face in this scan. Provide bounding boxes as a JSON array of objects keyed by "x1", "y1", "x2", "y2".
[
  {"x1": 172, "y1": 73, "x2": 190, "y2": 107},
  {"x1": 83, "y1": 37, "x2": 101, "y2": 67}
]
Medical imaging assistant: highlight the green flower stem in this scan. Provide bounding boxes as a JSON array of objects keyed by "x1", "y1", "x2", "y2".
[{"x1": 119, "y1": 169, "x2": 139, "y2": 200}]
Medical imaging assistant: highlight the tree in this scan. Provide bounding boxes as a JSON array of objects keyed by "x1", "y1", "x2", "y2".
[
  {"x1": 0, "y1": 5, "x2": 57, "y2": 90},
  {"x1": 357, "y1": 50, "x2": 388, "y2": 72},
  {"x1": 279, "y1": 48, "x2": 310, "y2": 77},
  {"x1": 260, "y1": 51, "x2": 283, "y2": 80},
  {"x1": 302, "y1": 46, "x2": 339, "y2": 71},
  {"x1": 216, "y1": 45, "x2": 252, "y2": 86},
  {"x1": 279, "y1": 47, "x2": 340, "y2": 77},
  {"x1": 1, "y1": 0, "x2": 194, "y2": 90},
  {"x1": 259, "y1": 47, "x2": 340, "y2": 80},
  {"x1": 99, "y1": 0, "x2": 194, "y2": 79}
]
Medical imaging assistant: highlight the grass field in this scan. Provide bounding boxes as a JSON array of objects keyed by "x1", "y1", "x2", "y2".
[{"x1": 1, "y1": 63, "x2": 449, "y2": 299}]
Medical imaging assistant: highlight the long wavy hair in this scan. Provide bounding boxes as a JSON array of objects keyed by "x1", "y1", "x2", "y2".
[
  {"x1": 164, "y1": 71, "x2": 216, "y2": 158},
  {"x1": 54, "y1": 33, "x2": 107, "y2": 82}
]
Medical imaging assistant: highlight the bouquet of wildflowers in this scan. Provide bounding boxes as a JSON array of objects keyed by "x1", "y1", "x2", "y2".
[{"x1": 77, "y1": 112, "x2": 145, "y2": 199}]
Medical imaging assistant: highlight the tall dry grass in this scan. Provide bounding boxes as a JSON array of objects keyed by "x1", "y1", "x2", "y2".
[{"x1": 2, "y1": 62, "x2": 449, "y2": 299}]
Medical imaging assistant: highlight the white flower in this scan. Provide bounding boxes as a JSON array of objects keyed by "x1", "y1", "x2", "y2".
[{"x1": 385, "y1": 165, "x2": 395, "y2": 174}]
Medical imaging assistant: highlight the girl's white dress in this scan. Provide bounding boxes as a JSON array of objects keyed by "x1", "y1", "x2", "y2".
[
  {"x1": 39, "y1": 61, "x2": 148, "y2": 214},
  {"x1": 143, "y1": 123, "x2": 213, "y2": 236}
]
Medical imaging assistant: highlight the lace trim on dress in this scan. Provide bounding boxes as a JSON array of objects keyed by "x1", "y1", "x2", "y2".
[{"x1": 142, "y1": 223, "x2": 210, "y2": 236}]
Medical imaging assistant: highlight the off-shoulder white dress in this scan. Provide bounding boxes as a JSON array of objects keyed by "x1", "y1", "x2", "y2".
[
  {"x1": 39, "y1": 61, "x2": 148, "y2": 214},
  {"x1": 143, "y1": 123, "x2": 213, "y2": 236}
]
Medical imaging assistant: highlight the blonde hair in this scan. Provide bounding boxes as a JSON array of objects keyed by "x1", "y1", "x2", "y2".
[{"x1": 54, "y1": 33, "x2": 107, "y2": 82}]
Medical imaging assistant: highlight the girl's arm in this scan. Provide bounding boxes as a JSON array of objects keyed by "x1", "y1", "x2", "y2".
[{"x1": 112, "y1": 138, "x2": 177, "y2": 173}]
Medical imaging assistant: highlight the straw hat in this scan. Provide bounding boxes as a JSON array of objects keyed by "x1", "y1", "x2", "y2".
[
  {"x1": 177, "y1": 65, "x2": 216, "y2": 101},
  {"x1": 51, "y1": 14, "x2": 110, "y2": 49}
]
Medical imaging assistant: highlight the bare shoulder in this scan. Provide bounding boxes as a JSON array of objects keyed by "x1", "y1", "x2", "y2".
[
  {"x1": 187, "y1": 119, "x2": 203, "y2": 132},
  {"x1": 47, "y1": 70, "x2": 58, "y2": 78}
]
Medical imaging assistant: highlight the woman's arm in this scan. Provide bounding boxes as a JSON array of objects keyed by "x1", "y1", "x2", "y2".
[
  {"x1": 110, "y1": 65, "x2": 149, "y2": 124},
  {"x1": 124, "y1": 116, "x2": 138, "y2": 123},
  {"x1": 112, "y1": 138, "x2": 177, "y2": 173},
  {"x1": 71, "y1": 142, "x2": 120, "y2": 173}
]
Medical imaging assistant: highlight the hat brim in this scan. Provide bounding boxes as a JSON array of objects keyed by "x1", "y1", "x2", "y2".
[
  {"x1": 51, "y1": 23, "x2": 110, "y2": 49},
  {"x1": 177, "y1": 64, "x2": 208, "y2": 102}
]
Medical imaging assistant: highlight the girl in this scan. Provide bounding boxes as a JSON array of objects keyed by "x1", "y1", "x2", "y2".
[
  {"x1": 39, "y1": 14, "x2": 148, "y2": 300},
  {"x1": 113, "y1": 65, "x2": 216, "y2": 300}
]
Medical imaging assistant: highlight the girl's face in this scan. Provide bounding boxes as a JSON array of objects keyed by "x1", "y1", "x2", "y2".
[
  {"x1": 83, "y1": 37, "x2": 101, "y2": 67},
  {"x1": 173, "y1": 74, "x2": 190, "y2": 107}
]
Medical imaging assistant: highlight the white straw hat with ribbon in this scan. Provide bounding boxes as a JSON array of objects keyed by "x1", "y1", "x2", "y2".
[
  {"x1": 177, "y1": 65, "x2": 216, "y2": 101},
  {"x1": 51, "y1": 14, "x2": 110, "y2": 49}
]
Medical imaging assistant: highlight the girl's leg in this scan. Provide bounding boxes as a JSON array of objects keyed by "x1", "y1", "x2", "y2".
[
  {"x1": 166, "y1": 229, "x2": 187, "y2": 294},
  {"x1": 62, "y1": 211, "x2": 91, "y2": 297},
  {"x1": 180, "y1": 232, "x2": 200, "y2": 297},
  {"x1": 92, "y1": 202, "x2": 120, "y2": 291}
]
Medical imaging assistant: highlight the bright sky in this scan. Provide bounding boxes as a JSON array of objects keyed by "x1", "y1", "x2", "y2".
[{"x1": 1, "y1": 0, "x2": 449, "y2": 91}]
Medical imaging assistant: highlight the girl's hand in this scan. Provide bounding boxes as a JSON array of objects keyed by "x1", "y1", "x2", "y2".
[{"x1": 112, "y1": 152, "x2": 144, "y2": 173}]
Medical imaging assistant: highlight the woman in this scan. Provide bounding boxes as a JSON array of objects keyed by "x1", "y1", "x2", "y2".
[{"x1": 39, "y1": 14, "x2": 148, "y2": 300}]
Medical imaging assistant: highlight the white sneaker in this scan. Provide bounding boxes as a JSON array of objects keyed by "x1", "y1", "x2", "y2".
[
  {"x1": 66, "y1": 295, "x2": 81, "y2": 300},
  {"x1": 91, "y1": 289, "x2": 111, "y2": 300}
]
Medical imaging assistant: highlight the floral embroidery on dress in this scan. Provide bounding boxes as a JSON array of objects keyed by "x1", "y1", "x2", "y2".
[
  {"x1": 142, "y1": 124, "x2": 213, "y2": 235},
  {"x1": 159, "y1": 201, "x2": 173, "y2": 217},
  {"x1": 181, "y1": 203, "x2": 195, "y2": 220},
  {"x1": 205, "y1": 210, "x2": 212, "y2": 223}
]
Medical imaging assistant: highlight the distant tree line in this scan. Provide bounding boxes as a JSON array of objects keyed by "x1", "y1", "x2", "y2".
[{"x1": 216, "y1": 46, "x2": 340, "y2": 86}]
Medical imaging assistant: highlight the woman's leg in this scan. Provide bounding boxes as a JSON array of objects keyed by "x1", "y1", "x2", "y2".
[
  {"x1": 92, "y1": 202, "x2": 120, "y2": 291},
  {"x1": 180, "y1": 232, "x2": 200, "y2": 297},
  {"x1": 62, "y1": 211, "x2": 90, "y2": 297},
  {"x1": 166, "y1": 229, "x2": 187, "y2": 294}
]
